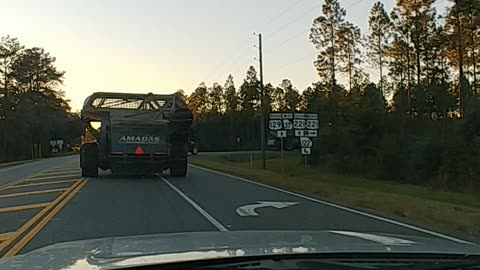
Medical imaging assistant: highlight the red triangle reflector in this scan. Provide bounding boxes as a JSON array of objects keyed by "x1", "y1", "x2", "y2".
[{"x1": 135, "y1": 146, "x2": 144, "y2": 155}]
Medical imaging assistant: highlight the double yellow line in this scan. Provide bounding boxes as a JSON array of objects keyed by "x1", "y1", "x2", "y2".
[{"x1": 0, "y1": 178, "x2": 88, "y2": 258}]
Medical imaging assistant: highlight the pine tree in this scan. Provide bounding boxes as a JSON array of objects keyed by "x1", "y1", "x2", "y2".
[
  {"x1": 208, "y1": 82, "x2": 224, "y2": 114},
  {"x1": 280, "y1": 79, "x2": 301, "y2": 112},
  {"x1": 367, "y1": 2, "x2": 391, "y2": 93},
  {"x1": 238, "y1": 66, "x2": 260, "y2": 112},
  {"x1": 223, "y1": 74, "x2": 238, "y2": 114},
  {"x1": 310, "y1": 0, "x2": 346, "y2": 90},
  {"x1": 338, "y1": 21, "x2": 362, "y2": 92},
  {"x1": 0, "y1": 35, "x2": 23, "y2": 94},
  {"x1": 187, "y1": 82, "x2": 209, "y2": 120}
]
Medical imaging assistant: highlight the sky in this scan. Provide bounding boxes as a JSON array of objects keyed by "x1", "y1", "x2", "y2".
[{"x1": 0, "y1": 0, "x2": 449, "y2": 111}]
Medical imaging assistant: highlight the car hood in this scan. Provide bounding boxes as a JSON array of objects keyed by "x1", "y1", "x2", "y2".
[{"x1": 0, "y1": 230, "x2": 478, "y2": 270}]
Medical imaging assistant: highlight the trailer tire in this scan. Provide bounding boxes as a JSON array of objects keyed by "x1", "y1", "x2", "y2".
[{"x1": 81, "y1": 144, "x2": 98, "y2": 178}]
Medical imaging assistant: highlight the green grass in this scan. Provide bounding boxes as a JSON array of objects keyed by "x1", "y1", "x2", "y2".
[{"x1": 191, "y1": 153, "x2": 480, "y2": 240}]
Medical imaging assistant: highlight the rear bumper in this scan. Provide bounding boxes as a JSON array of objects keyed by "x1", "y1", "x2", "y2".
[
  {"x1": 110, "y1": 156, "x2": 168, "y2": 173},
  {"x1": 109, "y1": 155, "x2": 186, "y2": 174}
]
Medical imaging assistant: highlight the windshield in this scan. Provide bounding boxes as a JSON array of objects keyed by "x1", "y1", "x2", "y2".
[{"x1": 0, "y1": 0, "x2": 479, "y2": 269}]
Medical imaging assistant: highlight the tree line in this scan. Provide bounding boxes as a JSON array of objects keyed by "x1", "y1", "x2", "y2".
[
  {"x1": 0, "y1": 36, "x2": 82, "y2": 162},
  {"x1": 187, "y1": 0, "x2": 480, "y2": 191}
]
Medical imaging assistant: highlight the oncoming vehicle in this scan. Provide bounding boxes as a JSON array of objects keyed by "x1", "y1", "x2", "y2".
[{"x1": 80, "y1": 92, "x2": 193, "y2": 177}]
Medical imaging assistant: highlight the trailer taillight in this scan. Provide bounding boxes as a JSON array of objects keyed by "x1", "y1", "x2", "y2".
[
  {"x1": 111, "y1": 152, "x2": 124, "y2": 156},
  {"x1": 135, "y1": 147, "x2": 144, "y2": 155},
  {"x1": 153, "y1": 152, "x2": 167, "y2": 157}
]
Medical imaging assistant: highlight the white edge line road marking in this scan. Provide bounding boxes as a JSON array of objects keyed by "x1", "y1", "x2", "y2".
[
  {"x1": 189, "y1": 164, "x2": 474, "y2": 245},
  {"x1": 161, "y1": 177, "x2": 229, "y2": 232}
]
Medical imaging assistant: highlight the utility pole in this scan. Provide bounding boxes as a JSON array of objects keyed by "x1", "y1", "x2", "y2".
[{"x1": 255, "y1": 33, "x2": 266, "y2": 169}]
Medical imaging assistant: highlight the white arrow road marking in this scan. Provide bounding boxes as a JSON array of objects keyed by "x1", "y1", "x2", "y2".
[
  {"x1": 329, "y1": 230, "x2": 416, "y2": 246},
  {"x1": 236, "y1": 201, "x2": 299, "y2": 217}
]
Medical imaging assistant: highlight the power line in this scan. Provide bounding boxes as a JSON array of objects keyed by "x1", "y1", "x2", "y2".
[
  {"x1": 346, "y1": 0, "x2": 370, "y2": 9},
  {"x1": 207, "y1": 45, "x2": 252, "y2": 84},
  {"x1": 266, "y1": 0, "x2": 369, "y2": 56},
  {"x1": 277, "y1": 53, "x2": 314, "y2": 71},
  {"x1": 265, "y1": 3, "x2": 323, "y2": 40},
  {"x1": 267, "y1": 28, "x2": 310, "y2": 53},
  {"x1": 205, "y1": 0, "x2": 309, "y2": 85},
  {"x1": 262, "y1": 0, "x2": 307, "y2": 27},
  {"x1": 211, "y1": 0, "x2": 371, "y2": 85}
]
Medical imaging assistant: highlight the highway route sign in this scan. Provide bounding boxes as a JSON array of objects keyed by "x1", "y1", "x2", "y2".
[
  {"x1": 301, "y1": 148, "x2": 311, "y2": 155},
  {"x1": 277, "y1": 130, "x2": 287, "y2": 138},
  {"x1": 269, "y1": 120, "x2": 282, "y2": 130},
  {"x1": 270, "y1": 113, "x2": 282, "y2": 119},
  {"x1": 293, "y1": 119, "x2": 305, "y2": 129},
  {"x1": 294, "y1": 113, "x2": 318, "y2": 120},
  {"x1": 282, "y1": 119, "x2": 293, "y2": 130},
  {"x1": 306, "y1": 130, "x2": 318, "y2": 137},
  {"x1": 295, "y1": 130, "x2": 305, "y2": 137},
  {"x1": 306, "y1": 120, "x2": 319, "y2": 129},
  {"x1": 300, "y1": 137, "x2": 312, "y2": 148},
  {"x1": 282, "y1": 113, "x2": 293, "y2": 119}
]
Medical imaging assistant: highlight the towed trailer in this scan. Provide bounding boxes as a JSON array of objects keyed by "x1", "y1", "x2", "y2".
[{"x1": 80, "y1": 92, "x2": 193, "y2": 177}]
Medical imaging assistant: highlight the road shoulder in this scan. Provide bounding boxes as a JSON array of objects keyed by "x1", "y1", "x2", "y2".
[{"x1": 190, "y1": 155, "x2": 480, "y2": 243}]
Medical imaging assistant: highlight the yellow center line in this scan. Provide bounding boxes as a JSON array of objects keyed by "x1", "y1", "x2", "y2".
[
  {"x1": 3, "y1": 179, "x2": 88, "y2": 258},
  {"x1": 0, "y1": 165, "x2": 77, "y2": 191},
  {"x1": 45, "y1": 167, "x2": 79, "y2": 172},
  {"x1": 51, "y1": 167, "x2": 79, "y2": 171},
  {"x1": 0, "y1": 180, "x2": 24, "y2": 192},
  {"x1": 4, "y1": 180, "x2": 78, "y2": 189},
  {"x1": 0, "y1": 232, "x2": 15, "y2": 241},
  {"x1": 0, "y1": 203, "x2": 50, "y2": 213},
  {"x1": 24, "y1": 174, "x2": 80, "y2": 182},
  {"x1": 0, "y1": 188, "x2": 68, "y2": 199},
  {"x1": 0, "y1": 179, "x2": 83, "y2": 254},
  {"x1": 42, "y1": 171, "x2": 80, "y2": 176},
  {"x1": 0, "y1": 166, "x2": 67, "y2": 191},
  {"x1": 31, "y1": 171, "x2": 80, "y2": 178}
]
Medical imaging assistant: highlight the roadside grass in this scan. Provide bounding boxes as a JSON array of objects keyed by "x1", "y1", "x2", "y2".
[{"x1": 191, "y1": 153, "x2": 480, "y2": 240}]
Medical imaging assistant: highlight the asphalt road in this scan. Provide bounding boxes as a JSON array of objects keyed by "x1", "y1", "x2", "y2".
[{"x1": 0, "y1": 155, "x2": 473, "y2": 258}]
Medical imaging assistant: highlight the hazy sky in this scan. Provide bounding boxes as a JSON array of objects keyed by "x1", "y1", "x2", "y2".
[{"x1": 0, "y1": 0, "x2": 448, "y2": 110}]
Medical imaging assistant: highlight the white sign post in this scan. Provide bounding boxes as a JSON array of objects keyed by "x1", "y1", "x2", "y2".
[{"x1": 276, "y1": 130, "x2": 286, "y2": 164}]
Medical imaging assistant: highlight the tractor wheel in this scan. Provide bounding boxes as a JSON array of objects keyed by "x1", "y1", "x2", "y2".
[
  {"x1": 81, "y1": 144, "x2": 98, "y2": 178},
  {"x1": 170, "y1": 159, "x2": 187, "y2": 177},
  {"x1": 170, "y1": 143, "x2": 188, "y2": 177}
]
